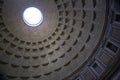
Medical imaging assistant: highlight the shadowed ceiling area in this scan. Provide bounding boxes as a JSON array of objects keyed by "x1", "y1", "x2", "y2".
[{"x1": 0, "y1": 0, "x2": 120, "y2": 80}]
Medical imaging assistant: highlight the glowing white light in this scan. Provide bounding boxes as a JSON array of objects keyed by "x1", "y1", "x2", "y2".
[{"x1": 23, "y1": 7, "x2": 43, "y2": 27}]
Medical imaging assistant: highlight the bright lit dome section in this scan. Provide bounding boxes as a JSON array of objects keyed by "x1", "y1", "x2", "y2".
[{"x1": 23, "y1": 7, "x2": 43, "y2": 27}]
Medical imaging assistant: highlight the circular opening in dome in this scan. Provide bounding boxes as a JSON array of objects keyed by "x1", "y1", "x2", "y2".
[{"x1": 23, "y1": 7, "x2": 43, "y2": 27}]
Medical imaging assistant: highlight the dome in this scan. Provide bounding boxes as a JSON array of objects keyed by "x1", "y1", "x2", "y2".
[{"x1": 0, "y1": 0, "x2": 120, "y2": 80}]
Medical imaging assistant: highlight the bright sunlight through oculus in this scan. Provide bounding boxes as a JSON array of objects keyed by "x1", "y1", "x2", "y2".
[{"x1": 23, "y1": 7, "x2": 43, "y2": 27}]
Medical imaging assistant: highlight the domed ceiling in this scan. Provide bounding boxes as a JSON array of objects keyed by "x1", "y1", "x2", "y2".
[{"x1": 0, "y1": 0, "x2": 108, "y2": 80}]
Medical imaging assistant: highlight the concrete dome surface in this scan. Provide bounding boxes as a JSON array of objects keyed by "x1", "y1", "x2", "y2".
[{"x1": 0, "y1": 0, "x2": 120, "y2": 80}]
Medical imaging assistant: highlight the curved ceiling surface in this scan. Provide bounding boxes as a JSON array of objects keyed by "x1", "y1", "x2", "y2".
[{"x1": 0, "y1": 0, "x2": 107, "y2": 80}]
